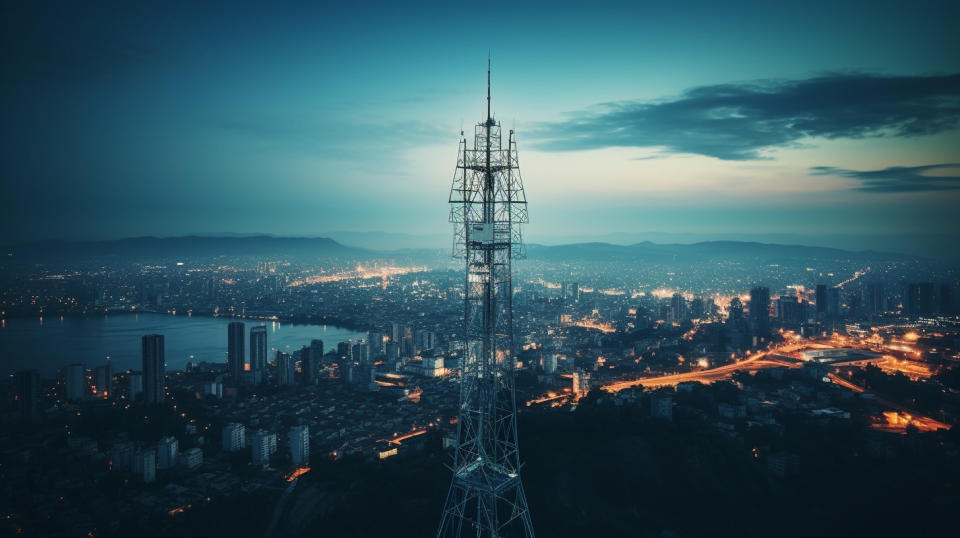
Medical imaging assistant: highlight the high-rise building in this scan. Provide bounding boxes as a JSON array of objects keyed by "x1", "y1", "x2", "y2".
[
  {"x1": 827, "y1": 287, "x2": 842, "y2": 317},
  {"x1": 415, "y1": 329, "x2": 436, "y2": 352},
  {"x1": 815, "y1": 284, "x2": 828, "y2": 315},
  {"x1": 351, "y1": 342, "x2": 369, "y2": 365},
  {"x1": 142, "y1": 334, "x2": 166, "y2": 404},
  {"x1": 249, "y1": 325, "x2": 267, "y2": 377},
  {"x1": 94, "y1": 364, "x2": 112, "y2": 398},
  {"x1": 128, "y1": 372, "x2": 143, "y2": 401},
  {"x1": 65, "y1": 363, "x2": 86, "y2": 402},
  {"x1": 310, "y1": 339, "x2": 324, "y2": 360},
  {"x1": 542, "y1": 353, "x2": 558, "y2": 374},
  {"x1": 156, "y1": 436, "x2": 178, "y2": 469},
  {"x1": 135, "y1": 449, "x2": 156, "y2": 483},
  {"x1": 227, "y1": 322, "x2": 245, "y2": 380},
  {"x1": 289, "y1": 425, "x2": 310, "y2": 465},
  {"x1": 385, "y1": 342, "x2": 400, "y2": 362},
  {"x1": 14, "y1": 370, "x2": 41, "y2": 424},
  {"x1": 670, "y1": 293, "x2": 687, "y2": 323},
  {"x1": 367, "y1": 331, "x2": 383, "y2": 357},
  {"x1": 250, "y1": 430, "x2": 277, "y2": 465},
  {"x1": 276, "y1": 351, "x2": 295, "y2": 386},
  {"x1": 222, "y1": 422, "x2": 246, "y2": 452},
  {"x1": 866, "y1": 283, "x2": 885, "y2": 315},
  {"x1": 749, "y1": 287, "x2": 770, "y2": 338}
]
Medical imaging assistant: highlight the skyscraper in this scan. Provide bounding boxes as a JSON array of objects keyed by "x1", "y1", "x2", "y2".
[
  {"x1": 249, "y1": 325, "x2": 267, "y2": 376},
  {"x1": 222, "y1": 422, "x2": 246, "y2": 452},
  {"x1": 65, "y1": 363, "x2": 86, "y2": 402},
  {"x1": 227, "y1": 321, "x2": 245, "y2": 380},
  {"x1": 142, "y1": 334, "x2": 166, "y2": 404},
  {"x1": 827, "y1": 287, "x2": 842, "y2": 317},
  {"x1": 156, "y1": 436, "x2": 178, "y2": 469},
  {"x1": 866, "y1": 283, "x2": 885, "y2": 315},
  {"x1": 94, "y1": 363, "x2": 112, "y2": 398},
  {"x1": 367, "y1": 331, "x2": 383, "y2": 357},
  {"x1": 289, "y1": 425, "x2": 310, "y2": 465},
  {"x1": 277, "y1": 351, "x2": 295, "y2": 386},
  {"x1": 749, "y1": 287, "x2": 770, "y2": 339},
  {"x1": 815, "y1": 284, "x2": 827, "y2": 315}
]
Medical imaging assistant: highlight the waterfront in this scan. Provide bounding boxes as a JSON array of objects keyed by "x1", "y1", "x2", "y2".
[{"x1": 0, "y1": 313, "x2": 364, "y2": 375}]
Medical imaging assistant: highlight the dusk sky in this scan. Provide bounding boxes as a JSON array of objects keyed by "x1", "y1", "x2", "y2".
[{"x1": 2, "y1": 1, "x2": 959, "y2": 248}]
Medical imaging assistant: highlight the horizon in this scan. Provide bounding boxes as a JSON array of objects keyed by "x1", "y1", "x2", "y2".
[{"x1": 7, "y1": 229, "x2": 957, "y2": 261}]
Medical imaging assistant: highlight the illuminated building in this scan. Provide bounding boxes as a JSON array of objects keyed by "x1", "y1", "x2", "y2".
[
  {"x1": 250, "y1": 325, "x2": 267, "y2": 378},
  {"x1": 222, "y1": 422, "x2": 246, "y2": 452},
  {"x1": 227, "y1": 321, "x2": 245, "y2": 381},
  {"x1": 421, "y1": 356, "x2": 447, "y2": 378},
  {"x1": 65, "y1": 363, "x2": 86, "y2": 402},
  {"x1": 436, "y1": 62, "x2": 535, "y2": 537},
  {"x1": 572, "y1": 370, "x2": 591, "y2": 394},
  {"x1": 289, "y1": 425, "x2": 310, "y2": 465},
  {"x1": 156, "y1": 436, "x2": 179, "y2": 469},
  {"x1": 142, "y1": 334, "x2": 166, "y2": 404}
]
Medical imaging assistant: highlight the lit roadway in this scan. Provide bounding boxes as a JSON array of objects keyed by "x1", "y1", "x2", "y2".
[{"x1": 601, "y1": 344, "x2": 806, "y2": 393}]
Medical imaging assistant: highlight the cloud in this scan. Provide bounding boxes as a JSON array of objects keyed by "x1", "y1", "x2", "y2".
[
  {"x1": 530, "y1": 73, "x2": 960, "y2": 160},
  {"x1": 810, "y1": 164, "x2": 960, "y2": 192}
]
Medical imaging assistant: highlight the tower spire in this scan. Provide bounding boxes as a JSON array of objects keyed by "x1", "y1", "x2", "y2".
[{"x1": 486, "y1": 55, "x2": 492, "y2": 123}]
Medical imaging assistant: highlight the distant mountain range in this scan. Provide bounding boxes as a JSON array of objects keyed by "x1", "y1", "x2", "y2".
[
  {"x1": 3, "y1": 235, "x2": 917, "y2": 265},
  {"x1": 4, "y1": 235, "x2": 366, "y2": 262},
  {"x1": 524, "y1": 241, "x2": 909, "y2": 263}
]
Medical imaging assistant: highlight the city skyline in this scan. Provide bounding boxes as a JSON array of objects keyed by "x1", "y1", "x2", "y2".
[{"x1": 2, "y1": 1, "x2": 959, "y2": 249}]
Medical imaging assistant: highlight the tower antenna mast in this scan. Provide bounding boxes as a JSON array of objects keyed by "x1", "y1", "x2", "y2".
[{"x1": 438, "y1": 60, "x2": 534, "y2": 538}]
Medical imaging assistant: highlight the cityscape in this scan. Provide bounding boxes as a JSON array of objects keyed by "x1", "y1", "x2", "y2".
[{"x1": 2, "y1": 2, "x2": 960, "y2": 538}]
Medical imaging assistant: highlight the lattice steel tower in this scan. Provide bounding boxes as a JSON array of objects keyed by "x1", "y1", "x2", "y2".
[{"x1": 436, "y1": 61, "x2": 534, "y2": 538}]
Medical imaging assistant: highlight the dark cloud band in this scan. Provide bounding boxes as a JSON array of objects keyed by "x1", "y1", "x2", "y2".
[
  {"x1": 530, "y1": 73, "x2": 960, "y2": 160},
  {"x1": 810, "y1": 164, "x2": 960, "y2": 193}
]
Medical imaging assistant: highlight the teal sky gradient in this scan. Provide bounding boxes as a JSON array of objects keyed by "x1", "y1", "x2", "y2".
[{"x1": 2, "y1": 0, "x2": 959, "y2": 246}]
